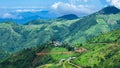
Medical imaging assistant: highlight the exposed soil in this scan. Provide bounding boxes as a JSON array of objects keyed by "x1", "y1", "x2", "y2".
[{"x1": 36, "y1": 52, "x2": 74, "y2": 55}]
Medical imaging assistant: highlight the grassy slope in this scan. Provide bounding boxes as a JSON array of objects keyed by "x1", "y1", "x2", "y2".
[
  {"x1": 64, "y1": 13, "x2": 120, "y2": 44},
  {"x1": 71, "y1": 29, "x2": 120, "y2": 68}
]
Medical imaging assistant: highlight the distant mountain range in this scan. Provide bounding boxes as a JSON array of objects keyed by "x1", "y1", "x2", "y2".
[
  {"x1": 0, "y1": 6, "x2": 120, "y2": 64},
  {"x1": 0, "y1": 10, "x2": 58, "y2": 24}
]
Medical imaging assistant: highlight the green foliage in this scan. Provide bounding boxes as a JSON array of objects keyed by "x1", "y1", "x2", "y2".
[{"x1": 90, "y1": 29, "x2": 120, "y2": 43}]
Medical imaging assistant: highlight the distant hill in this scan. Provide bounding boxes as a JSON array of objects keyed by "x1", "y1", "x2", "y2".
[
  {"x1": 0, "y1": 10, "x2": 57, "y2": 24},
  {"x1": 57, "y1": 14, "x2": 79, "y2": 20}
]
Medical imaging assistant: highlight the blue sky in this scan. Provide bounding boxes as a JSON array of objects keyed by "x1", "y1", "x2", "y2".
[
  {"x1": 0, "y1": 0, "x2": 120, "y2": 18},
  {"x1": 0, "y1": 0, "x2": 68, "y2": 8},
  {"x1": 0, "y1": 0, "x2": 108, "y2": 8}
]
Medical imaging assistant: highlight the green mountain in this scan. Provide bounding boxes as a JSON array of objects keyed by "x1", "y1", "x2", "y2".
[
  {"x1": 98, "y1": 6, "x2": 120, "y2": 15},
  {"x1": 0, "y1": 28, "x2": 120, "y2": 68},
  {"x1": 57, "y1": 14, "x2": 79, "y2": 20},
  {"x1": 0, "y1": 6, "x2": 120, "y2": 62}
]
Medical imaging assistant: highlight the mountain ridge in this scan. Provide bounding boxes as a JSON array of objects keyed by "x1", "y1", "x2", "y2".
[{"x1": 98, "y1": 6, "x2": 120, "y2": 14}]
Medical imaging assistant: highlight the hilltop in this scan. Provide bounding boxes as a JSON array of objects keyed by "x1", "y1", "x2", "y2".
[
  {"x1": 57, "y1": 14, "x2": 79, "y2": 20},
  {"x1": 98, "y1": 6, "x2": 120, "y2": 15}
]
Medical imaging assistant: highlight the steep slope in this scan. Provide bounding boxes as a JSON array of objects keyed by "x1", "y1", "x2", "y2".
[
  {"x1": 64, "y1": 6, "x2": 120, "y2": 44},
  {"x1": 71, "y1": 29, "x2": 120, "y2": 68},
  {"x1": 0, "y1": 22, "x2": 23, "y2": 61}
]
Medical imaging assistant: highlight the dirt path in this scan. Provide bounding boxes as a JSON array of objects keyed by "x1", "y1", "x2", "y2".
[
  {"x1": 37, "y1": 64, "x2": 52, "y2": 68},
  {"x1": 36, "y1": 52, "x2": 73, "y2": 55},
  {"x1": 62, "y1": 58, "x2": 82, "y2": 68},
  {"x1": 63, "y1": 60, "x2": 67, "y2": 68},
  {"x1": 68, "y1": 60, "x2": 82, "y2": 68},
  {"x1": 89, "y1": 43, "x2": 119, "y2": 45}
]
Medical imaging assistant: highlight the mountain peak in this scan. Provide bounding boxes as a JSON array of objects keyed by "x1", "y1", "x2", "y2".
[
  {"x1": 98, "y1": 6, "x2": 120, "y2": 14},
  {"x1": 57, "y1": 14, "x2": 79, "y2": 20}
]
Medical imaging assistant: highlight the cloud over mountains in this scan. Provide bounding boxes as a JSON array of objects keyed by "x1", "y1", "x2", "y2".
[
  {"x1": 107, "y1": 0, "x2": 120, "y2": 8},
  {"x1": 51, "y1": 1, "x2": 96, "y2": 17},
  {"x1": 0, "y1": 0, "x2": 120, "y2": 19}
]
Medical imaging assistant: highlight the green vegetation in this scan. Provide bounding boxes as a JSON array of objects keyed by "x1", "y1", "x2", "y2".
[
  {"x1": 36, "y1": 64, "x2": 59, "y2": 68},
  {"x1": 71, "y1": 29, "x2": 120, "y2": 68}
]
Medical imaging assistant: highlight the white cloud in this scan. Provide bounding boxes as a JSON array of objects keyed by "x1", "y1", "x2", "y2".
[
  {"x1": 2, "y1": 13, "x2": 14, "y2": 18},
  {"x1": 15, "y1": 9, "x2": 42, "y2": 12},
  {"x1": 2, "y1": 13, "x2": 22, "y2": 19},
  {"x1": 51, "y1": 2, "x2": 96, "y2": 17},
  {"x1": 107, "y1": 0, "x2": 120, "y2": 8}
]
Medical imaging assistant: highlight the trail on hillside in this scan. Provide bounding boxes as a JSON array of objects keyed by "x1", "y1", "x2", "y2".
[
  {"x1": 36, "y1": 47, "x2": 87, "y2": 68},
  {"x1": 36, "y1": 52, "x2": 73, "y2": 55},
  {"x1": 37, "y1": 64, "x2": 52, "y2": 68},
  {"x1": 63, "y1": 60, "x2": 67, "y2": 68},
  {"x1": 68, "y1": 60, "x2": 82, "y2": 68},
  {"x1": 89, "y1": 43, "x2": 118, "y2": 45}
]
